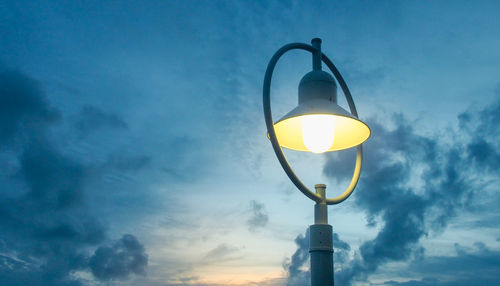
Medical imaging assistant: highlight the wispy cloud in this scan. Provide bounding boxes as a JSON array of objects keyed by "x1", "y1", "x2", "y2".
[
  {"x1": 74, "y1": 105, "x2": 128, "y2": 135},
  {"x1": 201, "y1": 244, "x2": 240, "y2": 264},
  {"x1": 247, "y1": 200, "x2": 269, "y2": 231},
  {"x1": 383, "y1": 243, "x2": 500, "y2": 285}
]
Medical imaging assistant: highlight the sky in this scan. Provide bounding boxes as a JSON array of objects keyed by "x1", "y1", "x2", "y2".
[{"x1": 1, "y1": 1, "x2": 500, "y2": 285}]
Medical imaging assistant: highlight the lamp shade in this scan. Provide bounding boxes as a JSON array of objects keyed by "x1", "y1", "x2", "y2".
[{"x1": 272, "y1": 70, "x2": 370, "y2": 153}]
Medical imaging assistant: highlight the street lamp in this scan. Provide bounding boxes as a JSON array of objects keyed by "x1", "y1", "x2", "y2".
[{"x1": 263, "y1": 38, "x2": 370, "y2": 285}]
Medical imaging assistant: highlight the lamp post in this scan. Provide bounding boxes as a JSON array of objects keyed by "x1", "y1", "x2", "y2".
[{"x1": 263, "y1": 38, "x2": 370, "y2": 286}]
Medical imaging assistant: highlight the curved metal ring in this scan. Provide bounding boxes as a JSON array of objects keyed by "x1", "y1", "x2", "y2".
[{"x1": 263, "y1": 42, "x2": 364, "y2": 205}]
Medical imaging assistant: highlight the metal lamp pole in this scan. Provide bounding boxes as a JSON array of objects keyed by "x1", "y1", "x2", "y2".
[{"x1": 263, "y1": 38, "x2": 367, "y2": 286}]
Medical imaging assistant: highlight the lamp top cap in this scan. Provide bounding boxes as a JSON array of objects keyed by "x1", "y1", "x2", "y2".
[
  {"x1": 298, "y1": 70, "x2": 337, "y2": 104},
  {"x1": 299, "y1": 70, "x2": 335, "y2": 85},
  {"x1": 311, "y1": 38, "x2": 322, "y2": 45}
]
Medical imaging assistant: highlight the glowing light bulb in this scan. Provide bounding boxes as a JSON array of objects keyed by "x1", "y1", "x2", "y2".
[{"x1": 301, "y1": 115, "x2": 335, "y2": 153}]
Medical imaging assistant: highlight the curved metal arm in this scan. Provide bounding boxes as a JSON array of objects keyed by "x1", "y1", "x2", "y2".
[
  {"x1": 263, "y1": 43, "x2": 321, "y2": 203},
  {"x1": 263, "y1": 42, "x2": 364, "y2": 205},
  {"x1": 325, "y1": 145, "x2": 362, "y2": 205},
  {"x1": 321, "y1": 53, "x2": 363, "y2": 205}
]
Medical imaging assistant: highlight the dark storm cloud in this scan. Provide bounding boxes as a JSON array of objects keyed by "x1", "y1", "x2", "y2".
[
  {"x1": 330, "y1": 116, "x2": 474, "y2": 285},
  {"x1": 0, "y1": 69, "x2": 59, "y2": 146},
  {"x1": 89, "y1": 234, "x2": 148, "y2": 281},
  {"x1": 75, "y1": 105, "x2": 128, "y2": 134},
  {"x1": 284, "y1": 94, "x2": 500, "y2": 285},
  {"x1": 328, "y1": 99, "x2": 499, "y2": 284},
  {"x1": 19, "y1": 141, "x2": 85, "y2": 208},
  {"x1": 325, "y1": 117, "x2": 445, "y2": 285},
  {"x1": 460, "y1": 97, "x2": 500, "y2": 171},
  {"x1": 466, "y1": 138, "x2": 500, "y2": 170},
  {"x1": 247, "y1": 200, "x2": 269, "y2": 231},
  {"x1": 0, "y1": 67, "x2": 102, "y2": 285},
  {"x1": 0, "y1": 67, "x2": 147, "y2": 285}
]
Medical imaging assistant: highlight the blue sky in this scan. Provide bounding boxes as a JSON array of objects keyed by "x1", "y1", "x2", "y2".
[{"x1": 1, "y1": 1, "x2": 499, "y2": 285}]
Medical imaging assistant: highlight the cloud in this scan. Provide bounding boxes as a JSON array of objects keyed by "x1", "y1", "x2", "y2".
[
  {"x1": 410, "y1": 242, "x2": 500, "y2": 279},
  {"x1": 202, "y1": 244, "x2": 240, "y2": 263},
  {"x1": 247, "y1": 200, "x2": 269, "y2": 231},
  {"x1": 283, "y1": 93, "x2": 500, "y2": 285},
  {"x1": 0, "y1": 66, "x2": 148, "y2": 285},
  {"x1": 323, "y1": 117, "x2": 448, "y2": 284},
  {"x1": 0, "y1": 69, "x2": 59, "y2": 147},
  {"x1": 104, "y1": 153, "x2": 151, "y2": 172},
  {"x1": 460, "y1": 97, "x2": 500, "y2": 171},
  {"x1": 383, "y1": 242, "x2": 500, "y2": 286},
  {"x1": 19, "y1": 141, "x2": 86, "y2": 208},
  {"x1": 320, "y1": 96, "x2": 500, "y2": 284},
  {"x1": 466, "y1": 138, "x2": 500, "y2": 171},
  {"x1": 283, "y1": 229, "x2": 310, "y2": 286},
  {"x1": 333, "y1": 233, "x2": 351, "y2": 265},
  {"x1": 89, "y1": 234, "x2": 148, "y2": 281},
  {"x1": 74, "y1": 105, "x2": 128, "y2": 135},
  {"x1": 328, "y1": 116, "x2": 471, "y2": 284},
  {"x1": 0, "y1": 67, "x2": 100, "y2": 285}
]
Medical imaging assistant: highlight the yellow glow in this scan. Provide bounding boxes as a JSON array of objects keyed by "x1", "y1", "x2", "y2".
[
  {"x1": 301, "y1": 115, "x2": 335, "y2": 153},
  {"x1": 274, "y1": 114, "x2": 370, "y2": 152}
]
